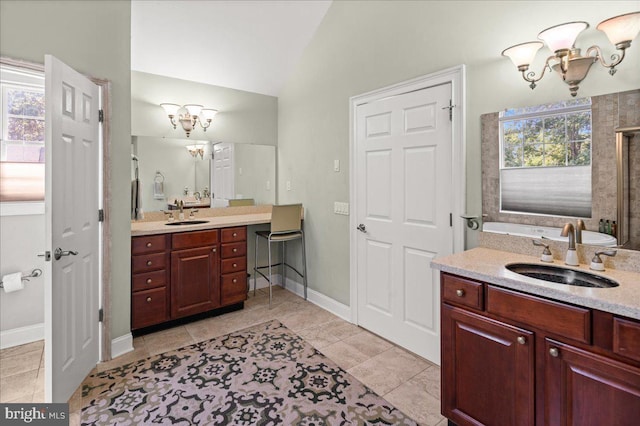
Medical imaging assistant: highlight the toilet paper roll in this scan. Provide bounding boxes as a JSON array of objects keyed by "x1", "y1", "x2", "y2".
[{"x1": 1, "y1": 272, "x2": 24, "y2": 293}]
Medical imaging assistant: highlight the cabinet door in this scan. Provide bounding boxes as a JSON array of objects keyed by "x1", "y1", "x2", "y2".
[
  {"x1": 171, "y1": 246, "x2": 220, "y2": 319},
  {"x1": 442, "y1": 304, "x2": 535, "y2": 426},
  {"x1": 545, "y1": 338, "x2": 640, "y2": 425}
]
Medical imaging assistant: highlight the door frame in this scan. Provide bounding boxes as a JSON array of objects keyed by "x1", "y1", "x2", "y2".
[
  {"x1": 348, "y1": 65, "x2": 466, "y2": 324},
  {"x1": 0, "y1": 56, "x2": 113, "y2": 361}
]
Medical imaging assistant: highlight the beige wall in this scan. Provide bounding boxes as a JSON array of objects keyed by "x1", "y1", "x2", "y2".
[
  {"x1": 0, "y1": 0, "x2": 132, "y2": 339},
  {"x1": 277, "y1": 1, "x2": 640, "y2": 305}
]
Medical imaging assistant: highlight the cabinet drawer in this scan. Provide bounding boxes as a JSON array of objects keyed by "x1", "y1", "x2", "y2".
[
  {"x1": 221, "y1": 227, "x2": 246, "y2": 243},
  {"x1": 222, "y1": 256, "x2": 246, "y2": 274},
  {"x1": 221, "y1": 242, "x2": 247, "y2": 258},
  {"x1": 132, "y1": 287, "x2": 168, "y2": 329},
  {"x1": 221, "y1": 271, "x2": 248, "y2": 305},
  {"x1": 442, "y1": 274, "x2": 484, "y2": 310},
  {"x1": 613, "y1": 317, "x2": 640, "y2": 363},
  {"x1": 132, "y1": 252, "x2": 167, "y2": 274},
  {"x1": 132, "y1": 234, "x2": 167, "y2": 254},
  {"x1": 132, "y1": 269, "x2": 166, "y2": 292},
  {"x1": 172, "y1": 229, "x2": 219, "y2": 250},
  {"x1": 487, "y1": 285, "x2": 591, "y2": 344}
]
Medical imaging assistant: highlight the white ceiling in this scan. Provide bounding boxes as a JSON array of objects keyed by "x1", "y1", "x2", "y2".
[{"x1": 131, "y1": 0, "x2": 332, "y2": 97}]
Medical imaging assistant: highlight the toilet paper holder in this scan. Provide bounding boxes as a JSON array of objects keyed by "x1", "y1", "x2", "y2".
[{"x1": 0, "y1": 268, "x2": 42, "y2": 288}]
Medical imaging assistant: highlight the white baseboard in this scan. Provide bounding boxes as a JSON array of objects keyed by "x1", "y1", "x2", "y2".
[
  {"x1": 283, "y1": 277, "x2": 351, "y2": 321},
  {"x1": 110, "y1": 333, "x2": 134, "y2": 359},
  {"x1": 0, "y1": 323, "x2": 44, "y2": 349}
]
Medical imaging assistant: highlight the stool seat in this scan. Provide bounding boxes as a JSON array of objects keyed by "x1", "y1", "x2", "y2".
[{"x1": 254, "y1": 204, "x2": 307, "y2": 307}]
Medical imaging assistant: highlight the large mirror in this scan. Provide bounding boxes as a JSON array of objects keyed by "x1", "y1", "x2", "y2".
[
  {"x1": 481, "y1": 88, "x2": 640, "y2": 250},
  {"x1": 132, "y1": 136, "x2": 276, "y2": 212}
]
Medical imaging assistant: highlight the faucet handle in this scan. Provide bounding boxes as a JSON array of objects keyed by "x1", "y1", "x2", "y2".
[
  {"x1": 532, "y1": 239, "x2": 553, "y2": 263},
  {"x1": 189, "y1": 209, "x2": 199, "y2": 219},
  {"x1": 163, "y1": 210, "x2": 175, "y2": 222},
  {"x1": 590, "y1": 249, "x2": 616, "y2": 271}
]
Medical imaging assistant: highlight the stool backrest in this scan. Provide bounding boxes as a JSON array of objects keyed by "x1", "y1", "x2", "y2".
[
  {"x1": 228, "y1": 198, "x2": 255, "y2": 207},
  {"x1": 271, "y1": 204, "x2": 303, "y2": 233}
]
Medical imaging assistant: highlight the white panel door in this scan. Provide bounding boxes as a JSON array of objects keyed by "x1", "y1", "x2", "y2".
[
  {"x1": 355, "y1": 83, "x2": 452, "y2": 364},
  {"x1": 44, "y1": 55, "x2": 100, "y2": 402},
  {"x1": 212, "y1": 142, "x2": 234, "y2": 202}
]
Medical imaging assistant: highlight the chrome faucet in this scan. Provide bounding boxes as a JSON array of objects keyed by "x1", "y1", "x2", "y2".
[
  {"x1": 575, "y1": 219, "x2": 586, "y2": 245},
  {"x1": 561, "y1": 222, "x2": 579, "y2": 265}
]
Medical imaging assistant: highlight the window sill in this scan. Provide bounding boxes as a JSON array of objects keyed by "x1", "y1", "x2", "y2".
[{"x1": 0, "y1": 201, "x2": 45, "y2": 216}]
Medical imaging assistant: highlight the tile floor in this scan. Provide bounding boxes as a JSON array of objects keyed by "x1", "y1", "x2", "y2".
[{"x1": 0, "y1": 286, "x2": 445, "y2": 425}]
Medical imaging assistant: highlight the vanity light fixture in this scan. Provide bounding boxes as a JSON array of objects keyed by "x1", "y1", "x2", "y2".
[
  {"x1": 186, "y1": 144, "x2": 205, "y2": 159},
  {"x1": 502, "y1": 11, "x2": 640, "y2": 97},
  {"x1": 160, "y1": 103, "x2": 218, "y2": 137}
]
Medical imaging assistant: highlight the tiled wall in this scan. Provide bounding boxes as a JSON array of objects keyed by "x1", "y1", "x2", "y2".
[{"x1": 481, "y1": 89, "x2": 640, "y2": 236}]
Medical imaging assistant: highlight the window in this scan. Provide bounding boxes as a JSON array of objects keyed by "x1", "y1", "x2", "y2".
[
  {"x1": 499, "y1": 98, "x2": 592, "y2": 218},
  {"x1": 0, "y1": 65, "x2": 45, "y2": 203}
]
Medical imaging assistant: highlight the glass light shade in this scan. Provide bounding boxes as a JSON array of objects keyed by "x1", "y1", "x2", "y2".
[
  {"x1": 160, "y1": 103, "x2": 180, "y2": 116},
  {"x1": 538, "y1": 21, "x2": 589, "y2": 53},
  {"x1": 597, "y1": 11, "x2": 640, "y2": 46},
  {"x1": 201, "y1": 109, "x2": 218, "y2": 120},
  {"x1": 184, "y1": 104, "x2": 203, "y2": 117},
  {"x1": 502, "y1": 41, "x2": 544, "y2": 68}
]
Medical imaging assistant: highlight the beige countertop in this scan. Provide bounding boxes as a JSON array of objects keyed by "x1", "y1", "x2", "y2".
[
  {"x1": 431, "y1": 247, "x2": 640, "y2": 320},
  {"x1": 131, "y1": 205, "x2": 274, "y2": 236}
]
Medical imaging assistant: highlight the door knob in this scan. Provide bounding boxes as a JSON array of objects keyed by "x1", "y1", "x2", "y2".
[
  {"x1": 357, "y1": 224, "x2": 367, "y2": 233},
  {"x1": 54, "y1": 247, "x2": 78, "y2": 261}
]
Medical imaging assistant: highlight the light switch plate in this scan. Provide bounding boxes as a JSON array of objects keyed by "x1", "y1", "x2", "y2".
[
  {"x1": 334, "y1": 202, "x2": 349, "y2": 215},
  {"x1": 286, "y1": 181, "x2": 291, "y2": 191},
  {"x1": 334, "y1": 159, "x2": 340, "y2": 172}
]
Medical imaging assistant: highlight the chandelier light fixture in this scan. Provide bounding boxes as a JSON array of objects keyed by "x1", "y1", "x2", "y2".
[
  {"x1": 185, "y1": 144, "x2": 206, "y2": 159},
  {"x1": 502, "y1": 11, "x2": 640, "y2": 97},
  {"x1": 160, "y1": 103, "x2": 218, "y2": 137}
]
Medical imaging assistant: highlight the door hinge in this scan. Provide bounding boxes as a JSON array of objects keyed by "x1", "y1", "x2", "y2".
[
  {"x1": 450, "y1": 213, "x2": 453, "y2": 227},
  {"x1": 98, "y1": 209, "x2": 105, "y2": 222},
  {"x1": 442, "y1": 99, "x2": 455, "y2": 121},
  {"x1": 99, "y1": 308, "x2": 104, "y2": 322},
  {"x1": 98, "y1": 109, "x2": 104, "y2": 123}
]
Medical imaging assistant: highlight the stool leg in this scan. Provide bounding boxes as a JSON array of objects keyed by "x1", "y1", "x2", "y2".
[
  {"x1": 282, "y1": 241, "x2": 287, "y2": 289},
  {"x1": 302, "y1": 231, "x2": 307, "y2": 300},
  {"x1": 268, "y1": 237, "x2": 273, "y2": 309},
  {"x1": 254, "y1": 233, "x2": 259, "y2": 296}
]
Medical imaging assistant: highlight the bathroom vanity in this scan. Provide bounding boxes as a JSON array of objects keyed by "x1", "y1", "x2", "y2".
[{"x1": 433, "y1": 248, "x2": 640, "y2": 426}]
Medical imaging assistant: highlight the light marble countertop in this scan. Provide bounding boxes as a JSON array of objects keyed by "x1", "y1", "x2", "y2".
[{"x1": 431, "y1": 247, "x2": 640, "y2": 320}]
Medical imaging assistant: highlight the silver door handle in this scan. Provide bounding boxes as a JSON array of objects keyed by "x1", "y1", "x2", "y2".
[
  {"x1": 54, "y1": 247, "x2": 78, "y2": 260},
  {"x1": 357, "y1": 224, "x2": 366, "y2": 233}
]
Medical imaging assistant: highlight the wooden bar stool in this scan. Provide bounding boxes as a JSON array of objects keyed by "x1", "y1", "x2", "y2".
[{"x1": 253, "y1": 204, "x2": 307, "y2": 307}]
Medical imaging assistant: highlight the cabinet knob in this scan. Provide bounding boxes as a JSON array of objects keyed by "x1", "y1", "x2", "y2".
[
  {"x1": 232, "y1": 232, "x2": 237, "y2": 237},
  {"x1": 233, "y1": 263, "x2": 237, "y2": 268},
  {"x1": 146, "y1": 260, "x2": 153, "y2": 266},
  {"x1": 233, "y1": 248, "x2": 238, "y2": 253},
  {"x1": 146, "y1": 278, "x2": 152, "y2": 284},
  {"x1": 146, "y1": 297, "x2": 152, "y2": 303},
  {"x1": 212, "y1": 248, "x2": 216, "y2": 252},
  {"x1": 456, "y1": 289, "x2": 465, "y2": 297},
  {"x1": 549, "y1": 347, "x2": 559, "y2": 358},
  {"x1": 146, "y1": 242, "x2": 152, "y2": 248},
  {"x1": 233, "y1": 278, "x2": 238, "y2": 283},
  {"x1": 517, "y1": 336, "x2": 526, "y2": 345}
]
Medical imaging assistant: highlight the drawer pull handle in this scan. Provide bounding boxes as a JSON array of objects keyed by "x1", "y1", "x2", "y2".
[
  {"x1": 549, "y1": 347, "x2": 559, "y2": 358},
  {"x1": 146, "y1": 297, "x2": 152, "y2": 303},
  {"x1": 233, "y1": 263, "x2": 237, "y2": 268},
  {"x1": 212, "y1": 248, "x2": 217, "y2": 253},
  {"x1": 517, "y1": 336, "x2": 526, "y2": 345},
  {"x1": 233, "y1": 278, "x2": 238, "y2": 283},
  {"x1": 146, "y1": 278, "x2": 152, "y2": 284},
  {"x1": 233, "y1": 248, "x2": 238, "y2": 253},
  {"x1": 146, "y1": 242, "x2": 152, "y2": 248},
  {"x1": 232, "y1": 232, "x2": 237, "y2": 237},
  {"x1": 456, "y1": 289, "x2": 465, "y2": 297},
  {"x1": 146, "y1": 260, "x2": 153, "y2": 266}
]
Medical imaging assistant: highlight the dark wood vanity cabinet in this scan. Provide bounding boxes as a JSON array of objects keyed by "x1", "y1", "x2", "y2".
[
  {"x1": 441, "y1": 272, "x2": 640, "y2": 426},
  {"x1": 131, "y1": 226, "x2": 248, "y2": 330}
]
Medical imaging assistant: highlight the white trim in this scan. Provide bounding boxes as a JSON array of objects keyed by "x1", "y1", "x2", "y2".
[
  {"x1": 283, "y1": 277, "x2": 351, "y2": 321},
  {"x1": 0, "y1": 323, "x2": 44, "y2": 349},
  {"x1": 0, "y1": 201, "x2": 45, "y2": 216},
  {"x1": 110, "y1": 333, "x2": 134, "y2": 359},
  {"x1": 348, "y1": 65, "x2": 467, "y2": 325}
]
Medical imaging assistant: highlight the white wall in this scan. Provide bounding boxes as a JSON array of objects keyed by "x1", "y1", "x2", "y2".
[
  {"x1": 0, "y1": 0, "x2": 132, "y2": 340},
  {"x1": 277, "y1": 1, "x2": 640, "y2": 305}
]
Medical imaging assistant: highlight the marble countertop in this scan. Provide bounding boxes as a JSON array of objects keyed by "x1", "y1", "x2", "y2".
[{"x1": 431, "y1": 247, "x2": 640, "y2": 320}]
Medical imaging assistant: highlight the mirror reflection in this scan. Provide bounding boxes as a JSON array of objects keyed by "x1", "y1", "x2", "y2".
[{"x1": 131, "y1": 136, "x2": 276, "y2": 213}]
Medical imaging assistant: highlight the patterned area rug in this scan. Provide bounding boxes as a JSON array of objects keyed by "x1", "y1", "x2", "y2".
[{"x1": 82, "y1": 320, "x2": 417, "y2": 425}]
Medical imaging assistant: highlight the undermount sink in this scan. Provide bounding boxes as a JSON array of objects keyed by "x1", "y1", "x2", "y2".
[
  {"x1": 165, "y1": 220, "x2": 209, "y2": 226},
  {"x1": 506, "y1": 263, "x2": 619, "y2": 288}
]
